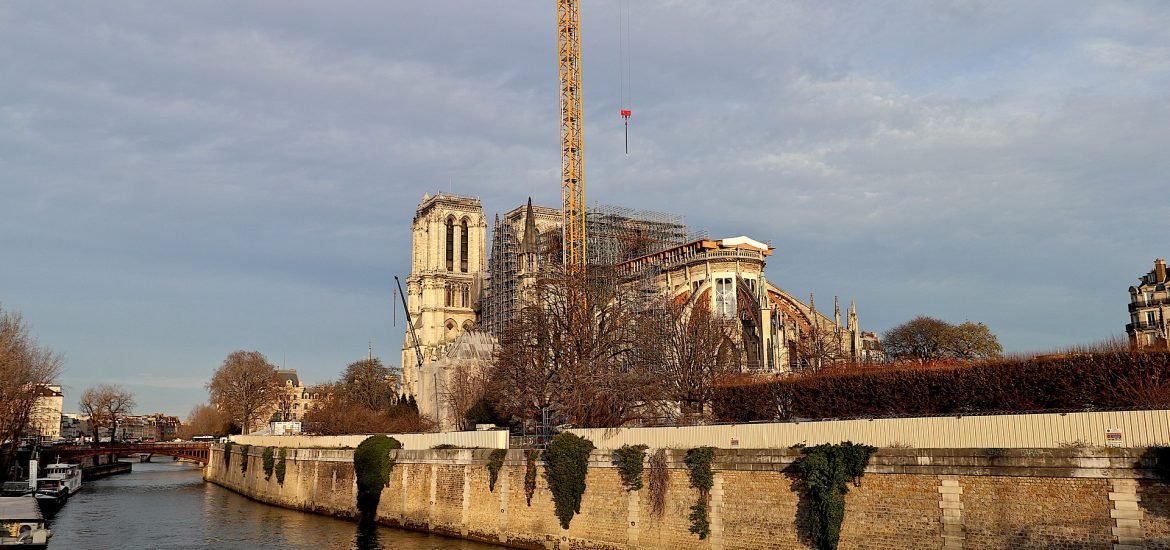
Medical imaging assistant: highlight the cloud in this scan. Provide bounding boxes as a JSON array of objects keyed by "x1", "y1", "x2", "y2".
[{"x1": 2, "y1": 1, "x2": 1169, "y2": 413}]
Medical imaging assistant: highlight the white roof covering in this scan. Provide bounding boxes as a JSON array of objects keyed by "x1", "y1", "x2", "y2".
[{"x1": 720, "y1": 236, "x2": 771, "y2": 251}]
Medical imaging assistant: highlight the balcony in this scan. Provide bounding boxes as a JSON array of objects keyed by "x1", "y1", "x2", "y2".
[
  {"x1": 1129, "y1": 296, "x2": 1170, "y2": 311},
  {"x1": 1128, "y1": 321, "x2": 1164, "y2": 332}
]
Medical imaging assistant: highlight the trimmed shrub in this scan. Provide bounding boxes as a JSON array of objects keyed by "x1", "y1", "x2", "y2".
[
  {"x1": 796, "y1": 442, "x2": 876, "y2": 550},
  {"x1": 354, "y1": 435, "x2": 402, "y2": 520},
  {"x1": 613, "y1": 444, "x2": 649, "y2": 491},
  {"x1": 712, "y1": 351, "x2": 1170, "y2": 422},
  {"x1": 487, "y1": 448, "x2": 507, "y2": 492},
  {"x1": 543, "y1": 433, "x2": 594, "y2": 529}
]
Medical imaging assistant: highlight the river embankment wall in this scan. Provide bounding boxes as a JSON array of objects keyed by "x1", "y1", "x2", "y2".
[{"x1": 205, "y1": 444, "x2": 1170, "y2": 549}]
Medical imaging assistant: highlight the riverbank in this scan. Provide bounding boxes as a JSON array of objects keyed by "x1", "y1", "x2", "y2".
[
  {"x1": 49, "y1": 460, "x2": 499, "y2": 549},
  {"x1": 205, "y1": 443, "x2": 1169, "y2": 549}
]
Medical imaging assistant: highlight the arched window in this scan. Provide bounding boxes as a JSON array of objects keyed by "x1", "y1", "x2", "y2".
[
  {"x1": 445, "y1": 217, "x2": 455, "y2": 271},
  {"x1": 445, "y1": 286, "x2": 454, "y2": 307},
  {"x1": 461, "y1": 285, "x2": 470, "y2": 308},
  {"x1": 460, "y1": 218, "x2": 470, "y2": 272}
]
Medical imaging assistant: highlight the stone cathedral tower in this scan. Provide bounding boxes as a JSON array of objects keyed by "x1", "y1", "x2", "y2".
[{"x1": 401, "y1": 192, "x2": 487, "y2": 396}]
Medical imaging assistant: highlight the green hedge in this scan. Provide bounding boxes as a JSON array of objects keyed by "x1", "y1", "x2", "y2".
[
  {"x1": 685, "y1": 447, "x2": 716, "y2": 539},
  {"x1": 543, "y1": 433, "x2": 594, "y2": 529},
  {"x1": 487, "y1": 449, "x2": 508, "y2": 492},
  {"x1": 354, "y1": 435, "x2": 402, "y2": 519},
  {"x1": 796, "y1": 442, "x2": 876, "y2": 550},
  {"x1": 614, "y1": 444, "x2": 648, "y2": 491},
  {"x1": 262, "y1": 447, "x2": 275, "y2": 480},
  {"x1": 275, "y1": 447, "x2": 288, "y2": 485}
]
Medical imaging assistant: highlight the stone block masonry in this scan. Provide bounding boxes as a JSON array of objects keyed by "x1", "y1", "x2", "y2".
[{"x1": 205, "y1": 445, "x2": 1170, "y2": 549}]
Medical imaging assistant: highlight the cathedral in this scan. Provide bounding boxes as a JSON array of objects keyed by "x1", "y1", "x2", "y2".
[{"x1": 400, "y1": 192, "x2": 880, "y2": 427}]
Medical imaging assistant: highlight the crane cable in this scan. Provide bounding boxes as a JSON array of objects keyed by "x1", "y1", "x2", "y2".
[{"x1": 619, "y1": 0, "x2": 632, "y2": 155}]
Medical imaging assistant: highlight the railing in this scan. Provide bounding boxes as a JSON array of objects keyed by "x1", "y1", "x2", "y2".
[{"x1": 1130, "y1": 296, "x2": 1170, "y2": 311}]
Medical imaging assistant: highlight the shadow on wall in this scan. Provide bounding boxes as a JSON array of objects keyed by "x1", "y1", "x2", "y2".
[{"x1": 786, "y1": 470, "x2": 812, "y2": 549}]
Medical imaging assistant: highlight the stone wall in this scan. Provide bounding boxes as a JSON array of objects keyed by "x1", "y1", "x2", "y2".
[{"x1": 205, "y1": 445, "x2": 1170, "y2": 549}]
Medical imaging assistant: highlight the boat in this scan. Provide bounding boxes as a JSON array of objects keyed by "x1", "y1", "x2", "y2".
[
  {"x1": 30, "y1": 480, "x2": 65, "y2": 509},
  {"x1": 41, "y1": 463, "x2": 81, "y2": 497},
  {"x1": 0, "y1": 497, "x2": 51, "y2": 548},
  {"x1": 32, "y1": 463, "x2": 81, "y2": 510}
]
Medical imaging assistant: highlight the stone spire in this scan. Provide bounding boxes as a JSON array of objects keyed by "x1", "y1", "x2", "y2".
[{"x1": 520, "y1": 197, "x2": 539, "y2": 255}]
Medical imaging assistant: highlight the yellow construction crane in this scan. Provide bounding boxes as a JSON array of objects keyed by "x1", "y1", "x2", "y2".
[{"x1": 558, "y1": 0, "x2": 586, "y2": 268}]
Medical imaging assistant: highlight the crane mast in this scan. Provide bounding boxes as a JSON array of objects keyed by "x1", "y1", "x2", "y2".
[{"x1": 558, "y1": 0, "x2": 586, "y2": 268}]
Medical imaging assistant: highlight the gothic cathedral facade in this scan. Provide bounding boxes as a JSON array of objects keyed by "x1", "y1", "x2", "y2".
[{"x1": 400, "y1": 193, "x2": 487, "y2": 395}]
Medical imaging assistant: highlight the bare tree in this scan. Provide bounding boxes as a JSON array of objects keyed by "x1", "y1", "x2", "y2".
[
  {"x1": 441, "y1": 359, "x2": 490, "y2": 430},
  {"x1": 302, "y1": 382, "x2": 436, "y2": 435},
  {"x1": 490, "y1": 265, "x2": 664, "y2": 429},
  {"x1": 646, "y1": 297, "x2": 739, "y2": 423},
  {"x1": 78, "y1": 385, "x2": 136, "y2": 442},
  {"x1": 792, "y1": 322, "x2": 854, "y2": 372},
  {"x1": 0, "y1": 306, "x2": 63, "y2": 476},
  {"x1": 207, "y1": 350, "x2": 282, "y2": 434},
  {"x1": 340, "y1": 358, "x2": 396, "y2": 412},
  {"x1": 178, "y1": 403, "x2": 231, "y2": 439}
]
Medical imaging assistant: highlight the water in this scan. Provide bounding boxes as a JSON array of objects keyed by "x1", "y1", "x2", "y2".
[{"x1": 46, "y1": 461, "x2": 502, "y2": 550}]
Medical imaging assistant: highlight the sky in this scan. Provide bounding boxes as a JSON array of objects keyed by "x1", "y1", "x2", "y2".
[{"x1": 2, "y1": 2, "x2": 1169, "y2": 416}]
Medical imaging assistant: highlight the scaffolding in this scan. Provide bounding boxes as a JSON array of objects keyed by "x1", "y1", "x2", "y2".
[
  {"x1": 484, "y1": 202, "x2": 703, "y2": 338},
  {"x1": 483, "y1": 217, "x2": 519, "y2": 339},
  {"x1": 585, "y1": 204, "x2": 700, "y2": 267}
]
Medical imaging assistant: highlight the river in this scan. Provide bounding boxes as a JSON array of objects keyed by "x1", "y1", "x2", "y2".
[{"x1": 46, "y1": 461, "x2": 503, "y2": 549}]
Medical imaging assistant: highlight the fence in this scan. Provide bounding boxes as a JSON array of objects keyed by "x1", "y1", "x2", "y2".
[
  {"x1": 228, "y1": 429, "x2": 508, "y2": 450},
  {"x1": 566, "y1": 409, "x2": 1170, "y2": 450}
]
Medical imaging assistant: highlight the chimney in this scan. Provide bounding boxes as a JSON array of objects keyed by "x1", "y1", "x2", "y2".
[{"x1": 1157, "y1": 258, "x2": 1168, "y2": 283}]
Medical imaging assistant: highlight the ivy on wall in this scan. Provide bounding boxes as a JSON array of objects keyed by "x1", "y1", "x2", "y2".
[
  {"x1": 238, "y1": 444, "x2": 251, "y2": 474},
  {"x1": 685, "y1": 447, "x2": 716, "y2": 539},
  {"x1": 647, "y1": 448, "x2": 668, "y2": 519},
  {"x1": 524, "y1": 449, "x2": 539, "y2": 506},
  {"x1": 796, "y1": 442, "x2": 876, "y2": 550},
  {"x1": 613, "y1": 444, "x2": 648, "y2": 491},
  {"x1": 543, "y1": 433, "x2": 594, "y2": 529},
  {"x1": 275, "y1": 447, "x2": 288, "y2": 485},
  {"x1": 262, "y1": 447, "x2": 275, "y2": 480},
  {"x1": 487, "y1": 448, "x2": 507, "y2": 492},
  {"x1": 354, "y1": 435, "x2": 402, "y2": 521},
  {"x1": 222, "y1": 441, "x2": 233, "y2": 468}
]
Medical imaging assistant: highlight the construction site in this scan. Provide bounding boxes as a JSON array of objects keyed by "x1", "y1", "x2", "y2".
[{"x1": 397, "y1": 1, "x2": 881, "y2": 429}]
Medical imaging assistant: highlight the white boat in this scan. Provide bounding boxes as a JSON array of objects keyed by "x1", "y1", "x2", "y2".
[
  {"x1": 40, "y1": 464, "x2": 81, "y2": 497},
  {"x1": 30, "y1": 481, "x2": 64, "y2": 508}
]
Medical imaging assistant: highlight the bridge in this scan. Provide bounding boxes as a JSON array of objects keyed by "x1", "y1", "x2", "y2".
[{"x1": 45, "y1": 442, "x2": 212, "y2": 465}]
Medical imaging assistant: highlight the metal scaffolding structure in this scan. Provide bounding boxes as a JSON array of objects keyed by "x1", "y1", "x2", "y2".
[
  {"x1": 483, "y1": 202, "x2": 702, "y2": 339},
  {"x1": 585, "y1": 204, "x2": 700, "y2": 267},
  {"x1": 482, "y1": 217, "x2": 520, "y2": 338}
]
